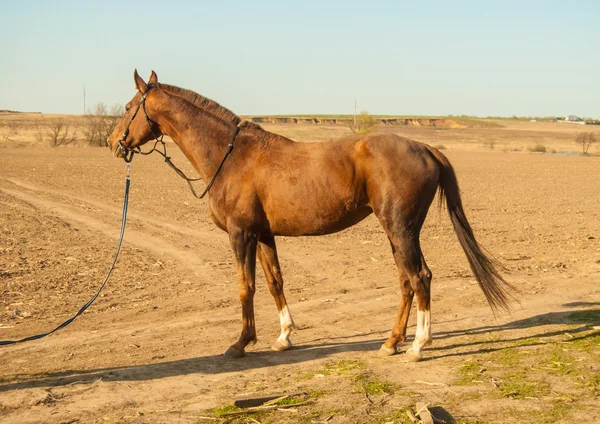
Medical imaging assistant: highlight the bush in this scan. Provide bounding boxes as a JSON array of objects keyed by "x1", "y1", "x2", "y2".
[
  {"x1": 47, "y1": 119, "x2": 77, "y2": 147},
  {"x1": 528, "y1": 144, "x2": 547, "y2": 153},
  {"x1": 0, "y1": 122, "x2": 19, "y2": 143},
  {"x1": 83, "y1": 103, "x2": 124, "y2": 147},
  {"x1": 483, "y1": 140, "x2": 496, "y2": 150},
  {"x1": 347, "y1": 110, "x2": 376, "y2": 134},
  {"x1": 575, "y1": 132, "x2": 596, "y2": 154}
]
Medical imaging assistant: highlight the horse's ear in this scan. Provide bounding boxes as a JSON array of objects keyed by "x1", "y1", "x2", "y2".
[
  {"x1": 133, "y1": 69, "x2": 148, "y2": 93},
  {"x1": 149, "y1": 70, "x2": 158, "y2": 85}
]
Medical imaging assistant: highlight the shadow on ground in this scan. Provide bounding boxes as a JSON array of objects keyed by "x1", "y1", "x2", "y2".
[{"x1": 1, "y1": 308, "x2": 597, "y2": 392}]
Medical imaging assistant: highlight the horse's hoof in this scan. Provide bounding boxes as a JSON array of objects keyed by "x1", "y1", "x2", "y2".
[
  {"x1": 404, "y1": 348, "x2": 423, "y2": 362},
  {"x1": 377, "y1": 345, "x2": 397, "y2": 357},
  {"x1": 271, "y1": 339, "x2": 292, "y2": 351},
  {"x1": 224, "y1": 346, "x2": 245, "y2": 358}
]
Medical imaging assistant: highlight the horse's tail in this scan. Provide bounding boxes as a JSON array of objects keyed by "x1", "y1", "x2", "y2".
[{"x1": 424, "y1": 144, "x2": 514, "y2": 313}]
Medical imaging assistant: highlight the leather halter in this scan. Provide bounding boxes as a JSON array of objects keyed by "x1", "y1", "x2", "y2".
[{"x1": 114, "y1": 85, "x2": 241, "y2": 198}]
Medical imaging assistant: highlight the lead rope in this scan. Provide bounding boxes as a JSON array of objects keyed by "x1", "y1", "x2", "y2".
[
  {"x1": 0, "y1": 163, "x2": 132, "y2": 346},
  {"x1": 131, "y1": 124, "x2": 241, "y2": 199}
]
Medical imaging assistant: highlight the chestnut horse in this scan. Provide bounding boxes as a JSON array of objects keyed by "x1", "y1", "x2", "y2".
[{"x1": 107, "y1": 70, "x2": 512, "y2": 361}]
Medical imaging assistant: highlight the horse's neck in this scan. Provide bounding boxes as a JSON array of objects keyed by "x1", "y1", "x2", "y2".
[{"x1": 156, "y1": 99, "x2": 236, "y2": 183}]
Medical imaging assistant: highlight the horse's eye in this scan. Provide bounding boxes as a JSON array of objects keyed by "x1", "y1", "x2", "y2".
[{"x1": 125, "y1": 106, "x2": 131, "y2": 112}]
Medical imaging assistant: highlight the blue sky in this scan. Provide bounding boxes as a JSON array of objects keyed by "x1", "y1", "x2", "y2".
[{"x1": 1, "y1": 1, "x2": 598, "y2": 117}]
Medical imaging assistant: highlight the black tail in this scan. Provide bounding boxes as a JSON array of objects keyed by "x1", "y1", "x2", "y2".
[{"x1": 425, "y1": 145, "x2": 514, "y2": 313}]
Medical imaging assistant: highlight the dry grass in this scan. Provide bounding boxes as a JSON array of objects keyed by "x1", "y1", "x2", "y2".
[{"x1": 0, "y1": 113, "x2": 87, "y2": 147}]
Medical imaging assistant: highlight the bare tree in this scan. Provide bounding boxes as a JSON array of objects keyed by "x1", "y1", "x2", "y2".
[
  {"x1": 575, "y1": 132, "x2": 596, "y2": 154},
  {"x1": 347, "y1": 110, "x2": 376, "y2": 134},
  {"x1": 0, "y1": 122, "x2": 19, "y2": 143},
  {"x1": 47, "y1": 119, "x2": 77, "y2": 147},
  {"x1": 83, "y1": 103, "x2": 124, "y2": 147}
]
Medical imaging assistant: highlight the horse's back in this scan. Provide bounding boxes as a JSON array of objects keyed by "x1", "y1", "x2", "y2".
[{"x1": 250, "y1": 133, "x2": 440, "y2": 236}]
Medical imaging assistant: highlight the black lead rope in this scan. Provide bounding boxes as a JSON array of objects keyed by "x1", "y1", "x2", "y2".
[{"x1": 0, "y1": 164, "x2": 132, "y2": 346}]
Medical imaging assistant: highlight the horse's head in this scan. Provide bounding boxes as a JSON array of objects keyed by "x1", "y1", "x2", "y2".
[{"x1": 107, "y1": 69, "x2": 163, "y2": 161}]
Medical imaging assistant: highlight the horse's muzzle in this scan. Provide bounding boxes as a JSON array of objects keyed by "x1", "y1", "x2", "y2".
[{"x1": 111, "y1": 141, "x2": 124, "y2": 158}]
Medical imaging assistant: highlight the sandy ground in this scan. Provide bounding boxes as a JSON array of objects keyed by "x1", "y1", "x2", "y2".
[{"x1": 0, "y1": 128, "x2": 599, "y2": 423}]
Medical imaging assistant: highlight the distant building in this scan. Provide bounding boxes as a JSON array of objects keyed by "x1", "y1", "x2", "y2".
[{"x1": 560, "y1": 115, "x2": 586, "y2": 125}]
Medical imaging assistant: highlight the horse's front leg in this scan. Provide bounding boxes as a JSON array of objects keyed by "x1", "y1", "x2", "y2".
[
  {"x1": 224, "y1": 227, "x2": 259, "y2": 358},
  {"x1": 257, "y1": 235, "x2": 295, "y2": 351}
]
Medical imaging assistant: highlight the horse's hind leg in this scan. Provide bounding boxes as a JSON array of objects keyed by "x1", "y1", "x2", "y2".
[
  {"x1": 378, "y1": 229, "x2": 433, "y2": 361},
  {"x1": 404, "y1": 252, "x2": 433, "y2": 362},
  {"x1": 258, "y1": 235, "x2": 295, "y2": 351},
  {"x1": 378, "y1": 238, "x2": 414, "y2": 356}
]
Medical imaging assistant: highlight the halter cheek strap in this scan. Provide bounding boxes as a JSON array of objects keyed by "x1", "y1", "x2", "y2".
[{"x1": 116, "y1": 86, "x2": 156, "y2": 162}]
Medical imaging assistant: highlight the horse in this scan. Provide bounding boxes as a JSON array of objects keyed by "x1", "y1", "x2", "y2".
[{"x1": 107, "y1": 70, "x2": 513, "y2": 361}]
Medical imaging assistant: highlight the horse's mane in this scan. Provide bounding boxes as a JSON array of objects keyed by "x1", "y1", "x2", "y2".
[{"x1": 158, "y1": 83, "x2": 241, "y2": 126}]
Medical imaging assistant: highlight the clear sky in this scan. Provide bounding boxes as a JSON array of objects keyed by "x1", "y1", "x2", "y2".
[{"x1": 1, "y1": 1, "x2": 598, "y2": 117}]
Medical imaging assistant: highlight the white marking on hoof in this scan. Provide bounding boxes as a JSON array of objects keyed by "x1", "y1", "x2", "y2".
[
  {"x1": 271, "y1": 339, "x2": 292, "y2": 351},
  {"x1": 223, "y1": 346, "x2": 245, "y2": 358},
  {"x1": 377, "y1": 345, "x2": 397, "y2": 357},
  {"x1": 276, "y1": 305, "x2": 294, "y2": 347},
  {"x1": 404, "y1": 348, "x2": 423, "y2": 362},
  {"x1": 409, "y1": 309, "x2": 432, "y2": 360}
]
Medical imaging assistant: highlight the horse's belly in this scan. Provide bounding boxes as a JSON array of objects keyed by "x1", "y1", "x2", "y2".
[{"x1": 265, "y1": 194, "x2": 372, "y2": 236}]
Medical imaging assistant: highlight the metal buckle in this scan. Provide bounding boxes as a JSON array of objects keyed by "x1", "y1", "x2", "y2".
[{"x1": 117, "y1": 140, "x2": 134, "y2": 163}]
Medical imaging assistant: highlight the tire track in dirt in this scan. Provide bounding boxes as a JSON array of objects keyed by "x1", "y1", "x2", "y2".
[
  {"x1": 1, "y1": 177, "x2": 327, "y2": 280},
  {"x1": 3, "y1": 177, "x2": 230, "y2": 246},
  {"x1": 0, "y1": 185, "x2": 221, "y2": 277}
]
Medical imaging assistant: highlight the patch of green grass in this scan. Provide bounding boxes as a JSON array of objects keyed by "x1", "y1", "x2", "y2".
[
  {"x1": 212, "y1": 404, "x2": 262, "y2": 423},
  {"x1": 541, "y1": 349, "x2": 578, "y2": 376},
  {"x1": 490, "y1": 348, "x2": 523, "y2": 366},
  {"x1": 331, "y1": 359, "x2": 367, "y2": 372},
  {"x1": 302, "y1": 359, "x2": 366, "y2": 379},
  {"x1": 579, "y1": 373, "x2": 600, "y2": 396},
  {"x1": 377, "y1": 406, "x2": 413, "y2": 424},
  {"x1": 455, "y1": 361, "x2": 485, "y2": 386},
  {"x1": 354, "y1": 372, "x2": 395, "y2": 396},
  {"x1": 272, "y1": 396, "x2": 305, "y2": 406},
  {"x1": 527, "y1": 400, "x2": 572, "y2": 424},
  {"x1": 512, "y1": 337, "x2": 541, "y2": 347},
  {"x1": 499, "y1": 372, "x2": 550, "y2": 398},
  {"x1": 213, "y1": 404, "x2": 241, "y2": 416},
  {"x1": 566, "y1": 331, "x2": 600, "y2": 352}
]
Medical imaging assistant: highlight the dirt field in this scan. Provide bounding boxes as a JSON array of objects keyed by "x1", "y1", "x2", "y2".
[{"x1": 0, "y1": 119, "x2": 599, "y2": 423}]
